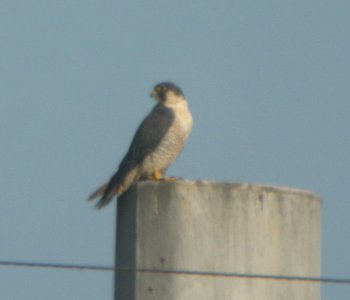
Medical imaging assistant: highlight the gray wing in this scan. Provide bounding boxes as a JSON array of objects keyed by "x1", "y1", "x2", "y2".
[
  {"x1": 97, "y1": 104, "x2": 175, "y2": 207},
  {"x1": 120, "y1": 104, "x2": 175, "y2": 167}
]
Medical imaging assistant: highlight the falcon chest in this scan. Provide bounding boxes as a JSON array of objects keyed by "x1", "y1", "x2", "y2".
[{"x1": 169, "y1": 100, "x2": 193, "y2": 139}]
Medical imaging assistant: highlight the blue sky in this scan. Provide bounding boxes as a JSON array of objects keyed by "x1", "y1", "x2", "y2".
[{"x1": 1, "y1": 1, "x2": 349, "y2": 299}]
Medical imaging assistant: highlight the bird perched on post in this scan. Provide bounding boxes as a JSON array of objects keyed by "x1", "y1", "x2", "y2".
[{"x1": 88, "y1": 82, "x2": 193, "y2": 209}]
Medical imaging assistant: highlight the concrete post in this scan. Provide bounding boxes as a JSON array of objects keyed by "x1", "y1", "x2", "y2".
[{"x1": 114, "y1": 180, "x2": 321, "y2": 300}]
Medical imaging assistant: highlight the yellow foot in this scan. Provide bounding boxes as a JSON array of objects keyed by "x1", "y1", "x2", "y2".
[{"x1": 147, "y1": 170, "x2": 164, "y2": 181}]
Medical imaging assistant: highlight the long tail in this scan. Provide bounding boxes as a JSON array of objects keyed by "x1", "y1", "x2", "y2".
[
  {"x1": 87, "y1": 167, "x2": 138, "y2": 209},
  {"x1": 87, "y1": 183, "x2": 108, "y2": 202},
  {"x1": 87, "y1": 180, "x2": 121, "y2": 210}
]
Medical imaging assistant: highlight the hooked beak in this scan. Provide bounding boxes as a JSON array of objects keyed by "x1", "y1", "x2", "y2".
[{"x1": 150, "y1": 89, "x2": 157, "y2": 99}]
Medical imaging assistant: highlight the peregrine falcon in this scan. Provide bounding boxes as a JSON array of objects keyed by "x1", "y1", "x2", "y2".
[{"x1": 88, "y1": 82, "x2": 193, "y2": 209}]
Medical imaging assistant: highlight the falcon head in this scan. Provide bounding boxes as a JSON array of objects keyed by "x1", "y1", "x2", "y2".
[{"x1": 150, "y1": 82, "x2": 184, "y2": 104}]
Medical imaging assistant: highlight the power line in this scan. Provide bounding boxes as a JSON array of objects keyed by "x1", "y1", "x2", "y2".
[
  {"x1": 1, "y1": 260, "x2": 350, "y2": 285},
  {"x1": 0, "y1": 260, "x2": 113, "y2": 272}
]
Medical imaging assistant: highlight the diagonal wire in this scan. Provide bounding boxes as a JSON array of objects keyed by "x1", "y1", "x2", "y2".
[
  {"x1": 1, "y1": 260, "x2": 350, "y2": 285},
  {"x1": 0, "y1": 260, "x2": 114, "y2": 271}
]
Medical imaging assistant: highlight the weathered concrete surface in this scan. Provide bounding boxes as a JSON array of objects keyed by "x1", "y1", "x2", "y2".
[{"x1": 115, "y1": 180, "x2": 321, "y2": 300}]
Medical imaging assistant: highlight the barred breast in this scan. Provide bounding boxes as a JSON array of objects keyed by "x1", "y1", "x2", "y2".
[{"x1": 141, "y1": 99, "x2": 192, "y2": 176}]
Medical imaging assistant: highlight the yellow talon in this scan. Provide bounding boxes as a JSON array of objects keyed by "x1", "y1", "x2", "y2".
[{"x1": 148, "y1": 170, "x2": 164, "y2": 181}]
